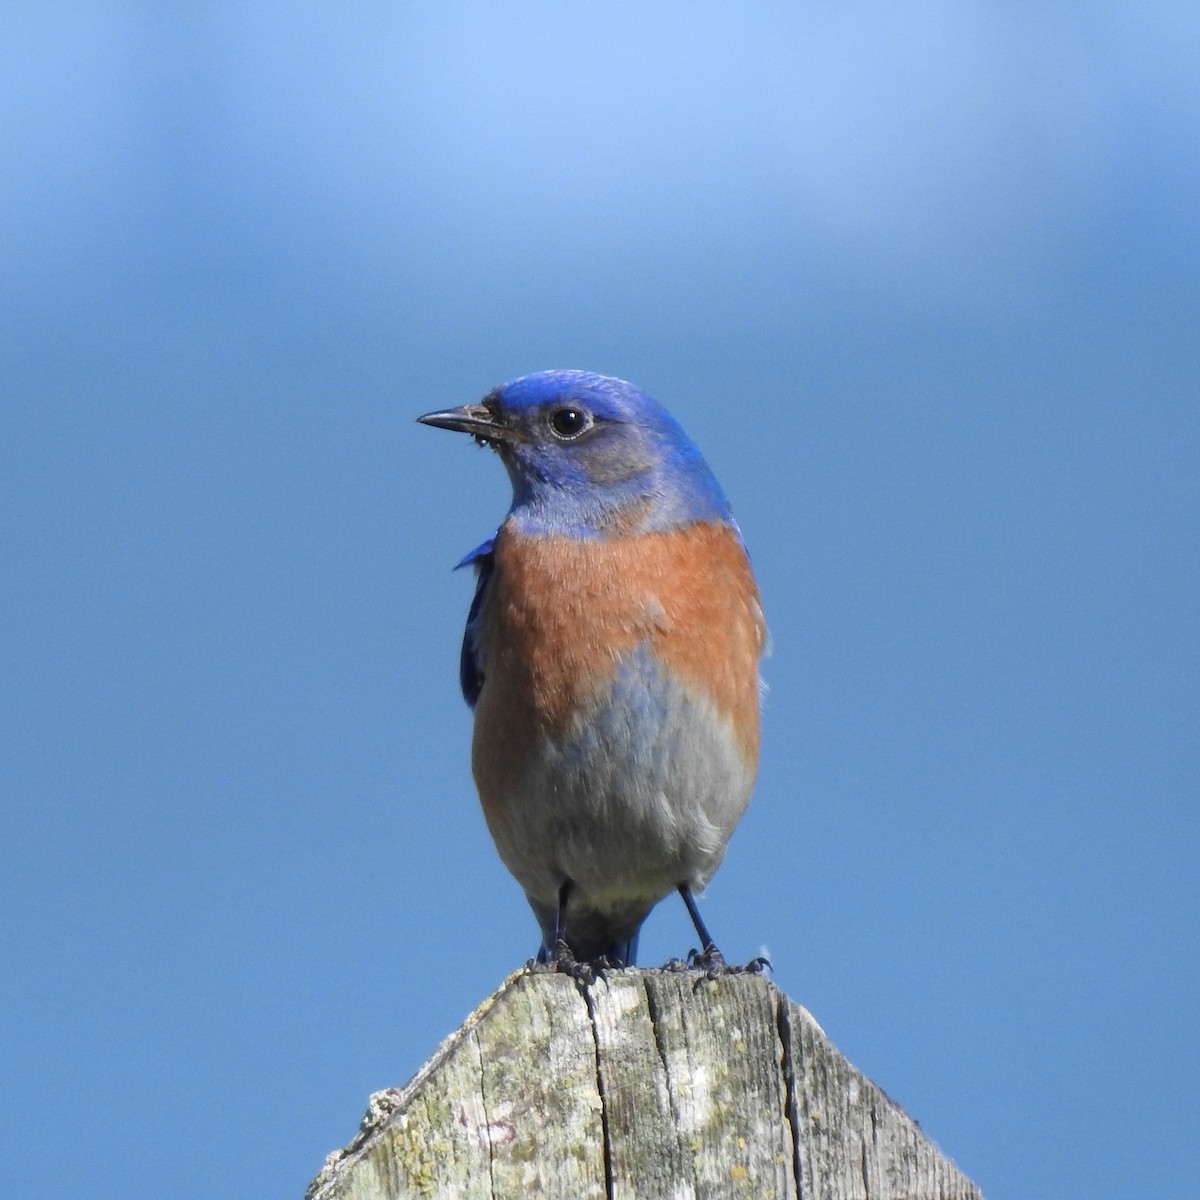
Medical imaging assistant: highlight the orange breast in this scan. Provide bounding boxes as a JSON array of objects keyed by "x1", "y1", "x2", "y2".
[{"x1": 471, "y1": 520, "x2": 766, "y2": 805}]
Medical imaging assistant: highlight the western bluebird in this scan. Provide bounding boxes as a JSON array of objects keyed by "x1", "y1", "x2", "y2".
[{"x1": 419, "y1": 370, "x2": 766, "y2": 974}]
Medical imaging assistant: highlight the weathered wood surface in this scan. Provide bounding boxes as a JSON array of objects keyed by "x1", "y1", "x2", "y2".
[{"x1": 308, "y1": 970, "x2": 983, "y2": 1200}]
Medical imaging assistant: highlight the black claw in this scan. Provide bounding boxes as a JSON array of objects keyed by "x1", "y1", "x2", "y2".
[
  {"x1": 670, "y1": 944, "x2": 773, "y2": 982},
  {"x1": 529, "y1": 939, "x2": 604, "y2": 985},
  {"x1": 696, "y1": 945, "x2": 728, "y2": 979}
]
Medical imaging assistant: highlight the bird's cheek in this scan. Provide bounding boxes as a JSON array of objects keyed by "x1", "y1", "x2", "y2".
[{"x1": 581, "y1": 442, "x2": 655, "y2": 487}]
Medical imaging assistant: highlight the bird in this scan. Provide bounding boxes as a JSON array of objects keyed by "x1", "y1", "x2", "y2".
[{"x1": 419, "y1": 370, "x2": 767, "y2": 975}]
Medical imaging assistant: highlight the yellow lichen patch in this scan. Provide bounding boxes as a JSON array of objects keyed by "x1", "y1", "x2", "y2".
[{"x1": 386, "y1": 1121, "x2": 448, "y2": 1198}]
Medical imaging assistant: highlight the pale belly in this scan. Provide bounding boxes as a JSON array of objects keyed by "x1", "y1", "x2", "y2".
[{"x1": 472, "y1": 645, "x2": 756, "y2": 914}]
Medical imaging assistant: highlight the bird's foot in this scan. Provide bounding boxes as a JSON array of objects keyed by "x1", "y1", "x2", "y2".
[
  {"x1": 525, "y1": 940, "x2": 606, "y2": 986},
  {"x1": 681, "y1": 944, "x2": 772, "y2": 980}
]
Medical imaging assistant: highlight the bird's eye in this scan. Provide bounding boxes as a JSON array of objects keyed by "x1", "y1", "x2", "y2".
[{"x1": 548, "y1": 406, "x2": 591, "y2": 440}]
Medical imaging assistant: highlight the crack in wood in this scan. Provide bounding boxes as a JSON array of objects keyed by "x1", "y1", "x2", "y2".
[
  {"x1": 581, "y1": 983, "x2": 616, "y2": 1200},
  {"x1": 472, "y1": 1035, "x2": 498, "y2": 1200},
  {"x1": 642, "y1": 976, "x2": 700, "y2": 1198},
  {"x1": 642, "y1": 978, "x2": 679, "y2": 1124},
  {"x1": 775, "y1": 991, "x2": 805, "y2": 1200}
]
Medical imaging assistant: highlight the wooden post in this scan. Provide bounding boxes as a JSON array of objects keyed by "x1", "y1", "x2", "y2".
[{"x1": 308, "y1": 970, "x2": 983, "y2": 1200}]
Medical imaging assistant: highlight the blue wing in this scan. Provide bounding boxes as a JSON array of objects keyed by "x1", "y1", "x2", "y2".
[{"x1": 455, "y1": 536, "x2": 495, "y2": 709}]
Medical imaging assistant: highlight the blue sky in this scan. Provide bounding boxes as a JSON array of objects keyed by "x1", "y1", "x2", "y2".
[{"x1": 2, "y1": 4, "x2": 1197, "y2": 1198}]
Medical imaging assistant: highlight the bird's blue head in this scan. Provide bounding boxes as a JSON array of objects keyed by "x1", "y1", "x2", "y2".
[{"x1": 418, "y1": 370, "x2": 734, "y2": 538}]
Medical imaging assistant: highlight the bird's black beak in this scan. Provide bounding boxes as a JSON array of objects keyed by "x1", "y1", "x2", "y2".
[{"x1": 417, "y1": 403, "x2": 512, "y2": 445}]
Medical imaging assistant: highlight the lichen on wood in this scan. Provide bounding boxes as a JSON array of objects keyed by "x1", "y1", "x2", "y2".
[{"x1": 308, "y1": 970, "x2": 983, "y2": 1200}]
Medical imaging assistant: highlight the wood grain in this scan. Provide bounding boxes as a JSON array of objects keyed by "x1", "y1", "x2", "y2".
[{"x1": 308, "y1": 971, "x2": 983, "y2": 1200}]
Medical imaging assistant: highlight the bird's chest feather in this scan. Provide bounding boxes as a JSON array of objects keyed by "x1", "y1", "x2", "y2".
[{"x1": 472, "y1": 521, "x2": 764, "y2": 797}]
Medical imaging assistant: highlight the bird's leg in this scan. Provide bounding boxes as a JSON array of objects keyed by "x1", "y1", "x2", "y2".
[
  {"x1": 676, "y1": 884, "x2": 771, "y2": 978},
  {"x1": 527, "y1": 880, "x2": 603, "y2": 985},
  {"x1": 678, "y1": 882, "x2": 724, "y2": 970},
  {"x1": 549, "y1": 878, "x2": 570, "y2": 955}
]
